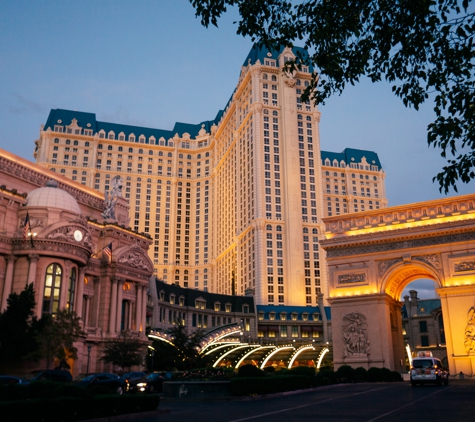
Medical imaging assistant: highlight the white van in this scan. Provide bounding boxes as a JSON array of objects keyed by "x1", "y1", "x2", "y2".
[{"x1": 410, "y1": 351, "x2": 449, "y2": 386}]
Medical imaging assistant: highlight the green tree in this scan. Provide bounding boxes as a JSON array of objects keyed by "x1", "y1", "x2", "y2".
[
  {"x1": 190, "y1": 0, "x2": 475, "y2": 192},
  {"x1": 101, "y1": 330, "x2": 147, "y2": 371},
  {"x1": 35, "y1": 309, "x2": 85, "y2": 369},
  {"x1": 166, "y1": 322, "x2": 209, "y2": 370},
  {"x1": 0, "y1": 284, "x2": 39, "y2": 364}
]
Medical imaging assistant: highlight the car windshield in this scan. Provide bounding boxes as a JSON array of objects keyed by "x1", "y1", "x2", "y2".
[
  {"x1": 75, "y1": 374, "x2": 96, "y2": 382},
  {"x1": 147, "y1": 373, "x2": 162, "y2": 380},
  {"x1": 413, "y1": 359, "x2": 433, "y2": 369},
  {"x1": 23, "y1": 371, "x2": 42, "y2": 380}
]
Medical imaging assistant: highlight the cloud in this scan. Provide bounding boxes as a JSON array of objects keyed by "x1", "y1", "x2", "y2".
[{"x1": 9, "y1": 93, "x2": 47, "y2": 115}]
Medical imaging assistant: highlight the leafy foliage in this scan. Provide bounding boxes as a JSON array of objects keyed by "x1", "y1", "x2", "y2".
[
  {"x1": 167, "y1": 322, "x2": 210, "y2": 370},
  {"x1": 101, "y1": 330, "x2": 147, "y2": 370},
  {"x1": 190, "y1": 0, "x2": 475, "y2": 192},
  {"x1": 34, "y1": 309, "x2": 85, "y2": 369},
  {"x1": 0, "y1": 284, "x2": 39, "y2": 363}
]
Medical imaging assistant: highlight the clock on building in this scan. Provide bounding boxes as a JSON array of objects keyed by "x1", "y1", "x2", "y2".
[{"x1": 73, "y1": 230, "x2": 83, "y2": 242}]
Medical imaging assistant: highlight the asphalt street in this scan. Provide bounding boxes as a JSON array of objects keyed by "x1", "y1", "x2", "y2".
[{"x1": 137, "y1": 380, "x2": 473, "y2": 422}]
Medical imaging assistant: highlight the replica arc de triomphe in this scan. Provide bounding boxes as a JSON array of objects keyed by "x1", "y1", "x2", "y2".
[{"x1": 320, "y1": 193, "x2": 475, "y2": 374}]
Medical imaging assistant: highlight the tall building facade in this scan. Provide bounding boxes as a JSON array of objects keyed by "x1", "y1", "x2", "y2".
[{"x1": 34, "y1": 44, "x2": 387, "y2": 307}]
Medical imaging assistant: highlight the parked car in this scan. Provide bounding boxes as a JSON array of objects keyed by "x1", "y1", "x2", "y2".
[
  {"x1": 128, "y1": 372, "x2": 167, "y2": 394},
  {"x1": 24, "y1": 369, "x2": 72, "y2": 383},
  {"x1": 0, "y1": 375, "x2": 29, "y2": 386},
  {"x1": 410, "y1": 351, "x2": 449, "y2": 386},
  {"x1": 121, "y1": 371, "x2": 147, "y2": 384},
  {"x1": 74, "y1": 372, "x2": 128, "y2": 394}
]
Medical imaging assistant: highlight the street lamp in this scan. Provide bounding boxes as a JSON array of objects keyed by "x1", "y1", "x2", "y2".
[{"x1": 86, "y1": 344, "x2": 92, "y2": 374}]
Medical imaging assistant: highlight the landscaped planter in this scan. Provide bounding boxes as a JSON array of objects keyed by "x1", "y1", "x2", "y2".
[{"x1": 162, "y1": 381, "x2": 231, "y2": 399}]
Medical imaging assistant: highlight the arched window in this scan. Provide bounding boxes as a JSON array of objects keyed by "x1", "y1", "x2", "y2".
[
  {"x1": 43, "y1": 263, "x2": 62, "y2": 316},
  {"x1": 266, "y1": 224, "x2": 272, "y2": 231},
  {"x1": 67, "y1": 267, "x2": 76, "y2": 312}
]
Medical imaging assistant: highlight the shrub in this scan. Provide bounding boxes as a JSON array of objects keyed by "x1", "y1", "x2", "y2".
[
  {"x1": 173, "y1": 367, "x2": 234, "y2": 381},
  {"x1": 238, "y1": 364, "x2": 265, "y2": 378},
  {"x1": 315, "y1": 370, "x2": 337, "y2": 386},
  {"x1": 354, "y1": 367, "x2": 368, "y2": 382},
  {"x1": 336, "y1": 365, "x2": 356, "y2": 383},
  {"x1": 0, "y1": 391, "x2": 159, "y2": 421},
  {"x1": 288, "y1": 366, "x2": 316, "y2": 377}
]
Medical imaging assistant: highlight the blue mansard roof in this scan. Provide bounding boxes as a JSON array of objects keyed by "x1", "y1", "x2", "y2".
[
  {"x1": 321, "y1": 148, "x2": 383, "y2": 171},
  {"x1": 44, "y1": 108, "x2": 223, "y2": 143},
  {"x1": 243, "y1": 43, "x2": 313, "y2": 72},
  {"x1": 256, "y1": 305, "x2": 331, "y2": 321}
]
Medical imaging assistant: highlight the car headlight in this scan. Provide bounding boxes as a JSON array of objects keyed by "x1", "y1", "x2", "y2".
[{"x1": 137, "y1": 382, "x2": 147, "y2": 387}]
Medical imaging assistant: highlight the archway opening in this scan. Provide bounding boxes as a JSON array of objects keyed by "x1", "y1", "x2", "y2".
[
  {"x1": 399, "y1": 277, "x2": 446, "y2": 372},
  {"x1": 382, "y1": 264, "x2": 446, "y2": 372},
  {"x1": 401, "y1": 278, "x2": 438, "y2": 300}
]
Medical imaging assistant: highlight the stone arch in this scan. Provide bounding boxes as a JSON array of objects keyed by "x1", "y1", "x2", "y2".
[
  {"x1": 381, "y1": 260, "x2": 441, "y2": 301},
  {"x1": 321, "y1": 194, "x2": 475, "y2": 375}
]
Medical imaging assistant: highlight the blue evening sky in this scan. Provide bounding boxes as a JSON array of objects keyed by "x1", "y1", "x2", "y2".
[{"x1": 0, "y1": 1, "x2": 468, "y2": 298}]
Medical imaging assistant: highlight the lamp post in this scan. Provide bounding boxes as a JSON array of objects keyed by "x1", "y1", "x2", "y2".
[{"x1": 86, "y1": 344, "x2": 92, "y2": 374}]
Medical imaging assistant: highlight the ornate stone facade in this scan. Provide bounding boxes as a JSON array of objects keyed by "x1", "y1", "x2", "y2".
[{"x1": 0, "y1": 149, "x2": 153, "y2": 376}]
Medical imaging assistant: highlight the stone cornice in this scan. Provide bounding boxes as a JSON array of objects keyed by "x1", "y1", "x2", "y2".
[
  {"x1": 0, "y1": 151, "x2": 104, "y2": 210},
  {"x1": 11, "y1": 239, "x2": 91, "y2": 263},
  {"x1": 324, "y1": 229, "x2": 475, "y2": 258},
  {"x1": 323, "y1": 194, "x2": 475, "y2": 235}
]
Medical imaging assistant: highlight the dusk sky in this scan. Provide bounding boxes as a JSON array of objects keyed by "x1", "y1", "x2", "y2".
[{"x1": 1, "y1": 1, "x2": 467, "y2": 299}]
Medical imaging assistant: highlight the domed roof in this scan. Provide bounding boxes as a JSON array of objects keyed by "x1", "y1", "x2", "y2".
[{"x1": 26, "y1": 180, "x2": 81, "y2": 214}]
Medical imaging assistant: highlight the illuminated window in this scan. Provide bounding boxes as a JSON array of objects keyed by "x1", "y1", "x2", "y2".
[
  {"x1": 43, "y1": 263, "x2": 62, "y2": 316},
  {"x1": 66, "y1": 267, "x2": 76, "y2": 312}
]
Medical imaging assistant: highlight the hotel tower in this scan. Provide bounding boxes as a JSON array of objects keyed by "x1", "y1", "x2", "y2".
[{"x1": 34, "y1": 44, "x2": 387, "y2": 307}]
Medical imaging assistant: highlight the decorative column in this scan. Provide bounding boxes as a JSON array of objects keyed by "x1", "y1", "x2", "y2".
[
  {"x1": 91, "y1": 277, "x2": 101, "y2": 327},
  {"x1": 141, "y1": 286, "x2": 147, "y2": 333},
  {"x1": 135, "y1": 284, "x2": 143, "y2": 332},
  {"x1": 116, "y1": 279, "x2": 124, "y2": 332},
  {"x1": 1, "y1": 255, "x2": 16, "y2": 312},
  {"x1": 84, "y1": 296, "x2": 91, "y2": 327},
  {"x1": 108, "y1": 278, "x2": 118, "y2": 334},
  {"x1": 75, "y1": 267, "x2": 86, "y2": 319},
  {"x1": 27, "y1": 254, "x2": 40, "y2": 286}
]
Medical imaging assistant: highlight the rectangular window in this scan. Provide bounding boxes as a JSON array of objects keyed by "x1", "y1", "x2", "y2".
[{"x1": 420, "y1": 335, "x2": 429, "y2": 347}]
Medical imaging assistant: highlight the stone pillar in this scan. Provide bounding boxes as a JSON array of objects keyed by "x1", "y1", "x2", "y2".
[
  {"x1": 27, "y1": 254, "x2": 39, "y2": 286},
  {"x1": 141, "y1": 286, "x2": 147, "y2": 333},
  {"x1": 84, "y1": 296, "x2": 91, "y2": 327},
  {"x1": 75, "y1": 267, "x2": 86, "y2": 319},
  {"x1": 1, "y1": 255, "x2": 16, "y2": 312},
  {"x1": 135, "y1": 284, "x2": 143, "y2": 332},
  {"x1": 91, "y1": 277, "x2": 101, "y2": 327},
  {"x1": 109, "y1": 278, "x2": 118, "y2": 334},
  {"x1": 116, "y1": 279, "x2": 124, "y2": 332}
]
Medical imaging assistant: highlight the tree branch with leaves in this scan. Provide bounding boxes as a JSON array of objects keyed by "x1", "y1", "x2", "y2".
[{"x1": 190, "y1": 0, "x2": 475, "y2": 193}]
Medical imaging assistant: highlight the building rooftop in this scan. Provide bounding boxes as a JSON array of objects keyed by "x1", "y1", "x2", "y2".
[{"x1": 321, "y1": 148, "x2": 383, "y2": 170}]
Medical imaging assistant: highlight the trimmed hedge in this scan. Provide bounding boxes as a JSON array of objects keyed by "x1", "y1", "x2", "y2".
[
  {"x1": 0, "y1": 381, "x2": 160, "y2": 422},
  {"x1": 229, "y1": 366, "x2": 403, "y2": 396}
]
